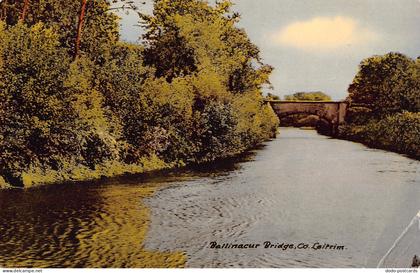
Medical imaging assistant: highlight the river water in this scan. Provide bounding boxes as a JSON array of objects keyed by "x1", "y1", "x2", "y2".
[{"x1": 0, "y1": 128, "x2": 419, "y2": 268}]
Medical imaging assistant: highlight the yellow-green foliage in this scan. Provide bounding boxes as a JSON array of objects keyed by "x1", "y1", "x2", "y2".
[
  {"x1": 20, "y1": 156, "x2": 170, "y2": 188},
  {"x1": 0, "y1": 0, "x2": 279, "y2": 188},
  {"x1": 284, "y1": 91, "x2": 332, "y2": 102},
  {"x1": 0, "y1": 176, "x2": 8, "y2": 189},
  {"x1": 234, "y1": 91, "x2": 279, "y2": 141},
  {"x1": 0, "y1": 22, "x2": 71, "y2": 180},
  {"x1": 340, "y1": 112, "x2": 420, "y2": 159},
  {"x1": 0, "y1": 23, "x2": 124, "y2": 186},
  {"x1": 341, "y1": 52, "x2": 420, "y2": 159},
  {"x1": 0, "y1": 0, "x2": 119, "y2": 59},
  {"x1": 348, "y1": 52, "x2": 419, "y2": 114}
]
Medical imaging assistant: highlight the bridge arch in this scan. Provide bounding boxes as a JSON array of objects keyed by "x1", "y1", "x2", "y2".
[
  {"x1": 277, "y1": 111, "x2": 332, "y2": 122},
  {"x1": 267, "y1": 100, "x2": 348, "y2": 135},
  {"x1": 278, "y1": 111, "x2": 333, "y2": 124}
]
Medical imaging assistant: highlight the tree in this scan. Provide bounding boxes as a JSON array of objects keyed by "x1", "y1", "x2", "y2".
[
  {"x1": 347, "y1": 52, "x2": 415, "y2": 114},
  {"x1": 0, "y1": 23, "x2": 119, "y2": 184},
  {"x1": 140, "y1": 0, "x2": 273, "y2": 94},
  {"x1": 284, "y1": 91, "x2": 332, "y2": 101},
  {"x1": 0, "y1": 0, "x2": 280, "y2": 187},
  {"x1": 399, "y1": 58, "x2": 420, "y2": 112},
  {"x1": 266, "y1": 93, "x2": 280, "y2": 100},
  {"x1": 20, "y1": 0, "x2": 30, "y2": 20},
  {"x1": 0, "y1": 0, "x2": 120, "y2": 60},
  {"x1": 75, "y1": 0, "x2": 88, "y2": 59},
  {"x1": 137, "y1": 0, "x2": 278, "y2": 162}
]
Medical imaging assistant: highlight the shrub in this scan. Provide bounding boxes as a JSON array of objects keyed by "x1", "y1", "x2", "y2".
[
  {"x1": 339, "y1": 112, "x2": 420, "y2": 159},
  {"x1": 0, "y1": 23, "x2": 121, "y2": 185}
]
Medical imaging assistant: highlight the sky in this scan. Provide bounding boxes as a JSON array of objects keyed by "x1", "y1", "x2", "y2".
[{"x1": 116, "y1": 0, "x2": 420, "y2": 100}]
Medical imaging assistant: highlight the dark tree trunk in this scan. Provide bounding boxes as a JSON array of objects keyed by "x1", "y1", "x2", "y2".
[
  {"x1": 20, "y1": 0, "x2": 30, "y2": 21},
  {"x1": 74, "y1": 0, "x2": 87, "y2": 60},
  {"x1": 0, "y1": 2, "x2": 5, "y2": 21}
]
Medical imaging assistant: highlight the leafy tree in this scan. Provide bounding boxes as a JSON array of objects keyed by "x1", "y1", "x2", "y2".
[
  {"x1": 140, "y1": 0, "x2": 273, "y2": 94},
  {"x1": 0, "y1": 0, "x2": 120, "y2": 60},
  {"x1": 266, "y1": 93, "x2": 280, "y2": 100},
  {"x1": 138, "y1": 0, "x2": 279, "y2": 162},
  {"x1": 339, "y1": 112, "x2": 420, "y2": 159},
  {"x1": 399, "y1": 58, "x2": 420, "y2": 112},
  {"x1": 284, "y1": 91, "x2": 332, "y2": 101},
  {"x1": 340, "y1": 52, "x2": 420, "y2": 158},
  {"x1": 0, "y1": 23, "x2": 119, "y2": 185},
  {"x1": 93, "y1": 41, "x2": 197, "y2": 164},
  {"x1": 347, "y1": 52, "x2": 416, "y2": 114}
]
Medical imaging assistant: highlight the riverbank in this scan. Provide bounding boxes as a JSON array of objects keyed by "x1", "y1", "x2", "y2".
[
  {"x1": 0, "y1": 130, "x2": 278, "y2": 190},
  {"x1": 337, "y1": 111, "x2": 420, "y2": 160},
  {"x1": 0, "y1": 156, "x2": 170, "y2": 190}
]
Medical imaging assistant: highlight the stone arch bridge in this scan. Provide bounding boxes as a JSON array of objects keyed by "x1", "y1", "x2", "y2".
[{"x1": 266, "y1": 100, "x2": 348, "y2": 135}]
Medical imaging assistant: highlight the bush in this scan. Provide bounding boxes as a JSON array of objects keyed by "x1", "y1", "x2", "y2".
[
  {"x1": 0, "y1": 22, "x2": 72, "y2": 184},
  {"x1": 339, "y1": 112, "x2": 420, "y2": 159},
  {"x1": 345, "y1": 106, "x2": 373, "y2": 125},
  {"x1": 0, "y1": 23, "x2": 121, "y2": 186}
]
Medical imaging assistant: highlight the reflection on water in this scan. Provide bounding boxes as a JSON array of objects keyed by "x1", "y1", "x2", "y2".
[
  {"x1": 0, "y1": 128, "x2": 419, "y2": 268},
  {"x1": 0, "y1": 182, "x2": 185, "y2": 267}
]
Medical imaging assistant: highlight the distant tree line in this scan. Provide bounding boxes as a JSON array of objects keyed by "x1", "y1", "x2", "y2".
[
  {"x1": 266, "y1": 93, "x2": 280, "y2": 100},
  {"x1": 0, "y1": 0, "x2": 279, "y2": 188},
  {"x1": 339, "y1": 52, "x2": 420, "y2": 159},
  {"x1": 284, "y1": 91, "x2": 331, "y2": 102}
]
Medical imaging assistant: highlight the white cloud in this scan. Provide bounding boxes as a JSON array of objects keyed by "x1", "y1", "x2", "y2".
[{"x1": 270, "y1": 16, "x2": 379, "y2": 50}]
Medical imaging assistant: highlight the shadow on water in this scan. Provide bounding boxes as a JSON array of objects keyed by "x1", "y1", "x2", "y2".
[
  {"x1": 0, "y1": 181, "x2": 189, "y2": 267},
  {"x1": 0, "y1": 179, "x2": 187, "y2": 267},
  {"x1": 0, "y1": 143, "x2": 265, "y2": 268}
]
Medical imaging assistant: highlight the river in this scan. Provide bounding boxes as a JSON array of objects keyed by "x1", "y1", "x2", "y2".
[{"x1": 0, "y1": 128, "x2": 419, "y2": 268}]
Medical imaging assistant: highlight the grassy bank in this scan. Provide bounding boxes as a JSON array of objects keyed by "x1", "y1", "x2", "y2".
[{"x1": 0, "y1": 156, "x2": 167, "y2": 189}]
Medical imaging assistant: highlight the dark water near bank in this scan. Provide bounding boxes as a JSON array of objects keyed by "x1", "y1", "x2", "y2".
[{"x1": 0, "y1": 128, "x2": 419, "y2": 268}]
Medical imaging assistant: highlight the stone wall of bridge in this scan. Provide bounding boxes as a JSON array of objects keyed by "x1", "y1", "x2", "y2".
[{"x1": 267, "y1": 101, "x2": 348, "y2": 135}]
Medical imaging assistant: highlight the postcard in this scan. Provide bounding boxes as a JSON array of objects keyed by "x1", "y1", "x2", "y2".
[{"x1": 0, "y1": 0, "x2": 419, "y2": 270}]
